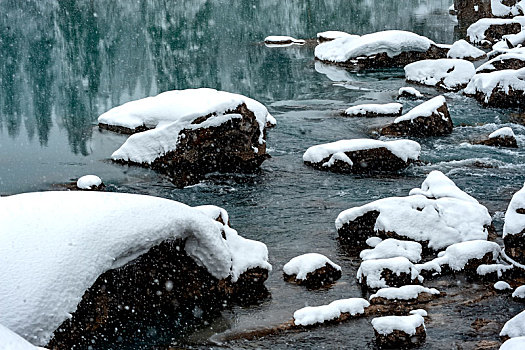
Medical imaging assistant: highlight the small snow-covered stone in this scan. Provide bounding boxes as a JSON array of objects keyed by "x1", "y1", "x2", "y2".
[
  {"x1": 283, "y1": 253, "x2": 342, "y2": 288},
  {"x1": 467, "y1": 18, "x2": 522, "y2": 45},
  {"x1": 477, "y1": 47, "x2": 525, "y2": 73},
  {"x1": 494, "y1": 281, "x2": 512, "y2": 291},
  {"x1": 501, "y1": 337, "x2": 525, "y2": 350},
  {"x1": 404, "y1": 59, "x2": 476, "y2": 91},
  {"x1": 447, "y1": 39, "x2": 487, "y2": 61},
  {"x1": 372, "y1": 314, "x2": 426, "y2": 348},
  {"x1": 316, "y1": 31, "x2": 357, "y2": 43},
  {"x1": 264, "y1": 35, "x2": 305, "y2": 45},
  {"x1": 293, "y1": 298, "x2": 369, "y2": 326},
  {"x1": 398, "y1": 86, "x2": 424, "y2": 99},
  {"x1": 366, "y1": 237, "x2": 383, "y2": 248},
  {"x1": 477, "y1": 264, "x2": 514, "y2": 280},
  {"x1": 76, "y1": 175, "x2": 103, "y2": 190},
  {"x1": 343, "y1": 103, "x2": 403, "y2": 118},
  {"x1": 410, "y1": 309, "x2": 428, "y2": 317},
  {"x1": 474, "y1": 127, "x2": 518, "y2": 148},
  {"x1": 357, "y1": 257, "x2": 423, "y2": 290},
  {"x1": 303, "y1": 139, "x2": 421, "y2": 174},
  {"x1": 512, "y1": 285, "x2": 525, "y2": 299},
  {"x1": 426, "y1": 240, "x2": 501, "y2": 272},
  {"x1": 380, "y1": 96, "x2": 453, "y2": 137},
  {"x1": 491, "y1": 0, "x2": 523, "y2": 18},
  {"x1": 369, "y1": 285, "x2": 440, "y2": 304},
  {"x1": 360, "y1": 239, "x2": 422, "y2": 263},
  {"x1": 500, "y1": 310, "x2": 525, "y2": 339},
  {"x1": 464, "y1": 68, "x2": 525, "y2": 107},
  {"x1": 503, "y1": 183, "x2": 525, "y2": 265}
]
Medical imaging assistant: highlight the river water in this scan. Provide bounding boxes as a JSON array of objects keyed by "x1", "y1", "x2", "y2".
[{"x1": 1, "y1": 1, "x2": 525, "y2": 349}]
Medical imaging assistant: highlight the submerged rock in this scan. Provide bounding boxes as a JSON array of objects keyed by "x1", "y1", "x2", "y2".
[
  {"x1": 371, "y1": 314, "x2": 426, "y2": 348},
  {"x1": 314, "y1": 30, "x2": 447, "y2": 69},
  {"x1": 464, "y1": 68, "x2": 525, "y2": 107},
  {"x1": 343, "y1": 103, "x2": 403, "y2": 117},
  {"x1": 98, "y1": 88, "x2": 272, "y2": 187},
  {"x1": 303, "y1": 139, "x2": 421, "y2": 174},
  {"x1": 357, "y1": 257, "x2": 423, "y2": 290},
  {"x1": 283, "y1": 253, "x2": 342, "y2": 288},
  {"x1": 380, "y1": 96, "x2": 453, "y2": 137},
  {"x1": 404, "y1": 59, "x2": 476, "y2": 91},
  {"x1": 336, "y1": 171, "x2": 493, "y2": 249},
  {"x1": 467, "y1": 18, "x2": 522, "y2": 45},
  {"x1": 504, "y1": 184, "x2": 525, "y2": 265},
  {"x1": 473, "y1": 127, "x2": 518, "y2": 148}
]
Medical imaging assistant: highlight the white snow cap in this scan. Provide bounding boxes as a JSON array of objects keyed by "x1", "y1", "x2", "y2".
[
  {"x1": 366, "y1": 237, "x2": 383, "y2": 248},
  {"x1": 0, "y1": 191, "x2": 271, "y2": 346},
  {"x1": 439, "y1": 240, "x2": 500, "y2": 271},
  {"x1": 0, "y1": 324, "x2": 46, "y2": 350},
  {"x1": 370, "y1": 285, "x2": 440, "y2": 301},
  {"x1": 317, "y1": 31, "x2": 357, "y2": 41},
  {"x1": 465, "y1": 68, "x2": 525, "y2": 103},
  {"x1": 447, "y1": 39, "x2": 486, "y2": 60},
  {"x1": 371, "y1": 314, "x2": 425, "y2": 336},
  {"x1": 477, "y1": 263, "x2": 513, "y2": 277},
  {"x1": 490, "y1": 127, "x2": 515, "y2": 139},
  {"x1": 467, "y1": 18, "x2": 522, "y2": 44},
  {"x1": 337, "y1": 171, "x2": 492, "y2": 250},
  {"x1": 410, "y1": 309, "x2": 428, "y2": 317},
  {"x1": 360, "y1": 239, "x2": 422, "y2": 263},
  {"x1": 264, "y1": 35, "x2": 305, "y2": 45},
  {"x1": 404, "y1": 59, "x2": 475, "y2": 91},
  {"x1": 501, "y1": 337, "x2": 525, "y2": 350},
  {"x1": 513, "y1": 285, "x2": 525, "y2": 299},
  {"x1": 76, "y1": 175, "x2": 102, "y2": 189},
  {"x1": 97, "y1": 88, "x2": 270, "y2": 164},
  {"x1": 504, "y1": 182, "x2": 525, "y2": 237},
  {"x1": 398, "y1": 86, "x2": 423, "y2": 98},
  {"x1": 315, "y1": 30, "x2": 435, "y2": 63},
  {"x1": 283, "y1": 253, "x2": 341, "y2": 280},
  {"x1": 491, "y1": 0, "x2": 522, "y2": 17},
  {"x1": 344, "y1": 103, "x2": 402, "y2": 117},
  {"x1": 293, "y1": 298, "x2": 369, "y2": 326},
  {"x1": 357, "y1": 257, "x2": 423, "y2": 289},
  {"x1": 494, "y1": 281, "x2": 512, "y2": 290},
  {"x1": 394, "y1": 96, "x2": 447, "y2": 123},
  {"x1": 500, "y1": 310, "x2": 525, "y2": 338},
  {"x1": 303, "y1": 139, "x2": 421, "y2": 164}
]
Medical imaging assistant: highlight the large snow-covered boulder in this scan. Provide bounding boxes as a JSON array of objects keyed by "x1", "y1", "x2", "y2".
[
  {"x1": 343, "y1": 103, "x2": 403, "y2": 118},
  {"x1": 314, "y1": 30, "x2": 447, "y2": 69},
  {"x1": 477, "y1": 47, "x2": 525, "y2": 73},
  {"x1": 404, "y1": 59, "x2": 476, "y2": 91},
  {"x1": 467, "y1": 18, "x2": 522, "y2": 45},
  {"x1": 336, "y1": 171, "x2": 493, "y2": 250},
  {"x1": 500, "y1": 310, "x2": 525, "y2": 339},
  {"x1": 474, "y1": 127, "x2": 518, "y2": 148},
  {"x1": 283, "y1": 253, "x2": 342, "y2": 288},
  {"x1": 464, "y1": 68, "x2": 525, "y2": 107},
  {"x1": 293, "y1": 298, "x2": 370, "y2": 327},
  {"x1": 98, "y1": 88, "x2": 272, "y2": 187},
  {"x1": 371, "y1": 314, "x2": 426, "y2": 348},
  {"x1": 447, "y1": 39, "x2": 487, "y2": 61},
  {"x1": 0, "y1": 192, "x2": 271, "y2": 347},
  {"x1": 357, "y1": 257, "x2": 423, "y2": 290},
  {"x1": 380, "y1": 96, "x2": 453, "y2": 137},
  {"x1": 369, "y1": 285, "x2": 441, "y2": 305},
  {"x1": 303, "y1": 139, "x2": 421, "y2": 174},
  {"x1": 503, "y1": 183, "x2": 525, "y2": 265}
]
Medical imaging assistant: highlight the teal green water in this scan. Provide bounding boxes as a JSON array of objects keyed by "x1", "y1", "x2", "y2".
[{"x1": 1, "y1": 1, "x2": 525, "y2": 349}]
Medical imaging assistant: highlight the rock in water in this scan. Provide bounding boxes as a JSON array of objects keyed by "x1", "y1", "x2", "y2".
[
  {"x1": 473, "y1": 127, "x2": 518, "y2": 148},
  {"x1": 371, "y1": 314, "x2": 426, "y2": 348},
  {"x1": 380, "y1": 96, "x2": 453, "y2": 137},
  {"x1": 504, "y1": 184, "x2": 525, "y2": 265},
  {"x1": 404, "y1": 59, "x2": 476, "y2": 91},
  {"x1": 467, "y1": 18, "x2": 522, "y2": 45},
  {"x1": 76, "y1": 175, "x2": 105, "y2": 190},
  {"x1": 465, "y1": 68, "x2": 525, "y2": 107},
  {"x1": 98, "y1": 88, "x2": 272, "y2": 187},
  {"x1": 357, "y1": 257, "x2": 423, "y2": 290},
  {"x1": 369, "y1": 285, "x2": 441, "y2": 305},
  {"x1": 343, "y1": 103, "x2": 403, "y2": 118},
  {"x1": 447, "y1": 39, "x2": 487, "y2": 61},
  {"x1": 476, "y1": 47, "x2": 525, "y2": 73},
  {"x1": 283, "y1": 253, "x2": 342, "y2": 288}
]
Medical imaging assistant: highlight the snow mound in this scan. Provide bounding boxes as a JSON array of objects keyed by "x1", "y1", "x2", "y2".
[
  {"x1": 366, "y1": 237, "x2": 383, "y2": 248},
  {"x1": 467, "y1": 18, "x2": 522, "y2": 44},
  {"x1": 447, "y1": 39, "x2": 486, "y2": 60},
  {"x1": 371, "y1": 314, "x2": 425, "y2": 336},
  {"x1": 283, "y1": 253, "x2": 341, "y2": 280},
  {"x1": 490, "y1": 127, "x2": 516, "y2": 139},
  {"x1": 337, "y1": 171, "x2": 492, "y2": 250},
  {"x1": 76, "y1": 175, "x2": 102, "y2": 190},
  {"x1": 315, "y1": 30, "x2": 435, "y2": 63},
  {"x1": 512, "y1": 285, "x2": 525, "y2": 299},
  {"x1": 501, "y1": 337, "x2": 525, "y2": 350},
  {"x1": 500, "y1": 310, "x2": 525, "y2": 338},
  {"x1": 398, "y1": 86, "x2": 423, "y2": 98},
  {"x1": 0, "y1": 191, "x2": 271, "y2": 346},
  {"x1": 504, "y1": 182, "x2": 525, "y2": 237},
  {"x1": 357, "y1": 257, "x2": 423, "y2": 289},
  {"x1": 405, "y1": 59, "x2": 475, "y2": 91},
  {"x1": 293, "y1": 298, "x2": 369, "y2": 326},
  {"x1": 343, "y1": 103, "x2": 403, "y2": 117},
  {"x1": 370, "y1": 285, "x2": 440, "y2": 301},
  {"x1": 0, "y1": 324, "x2": 46, "y2": 350},
  {"x1": 494, "y1": 281, "x2": 512, "y2": 290},
  {"x1": 360, "y1": 239, "x2": 422, "y2": 263},
  {"x1": 465, "y1": 68, "x2": 525, "y2": 103},
  {"x1": 394, "y1": 96, "x2": 448, "y2": 123}
]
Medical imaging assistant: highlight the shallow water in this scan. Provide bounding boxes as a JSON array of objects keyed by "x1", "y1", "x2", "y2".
[{"x1": 1, "y1": 1, "x2": 525, "y2": 349}]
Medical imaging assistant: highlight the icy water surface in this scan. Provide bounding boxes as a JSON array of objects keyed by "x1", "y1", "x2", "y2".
[{"x1": 1, "y1": 1, "x2": 525, "y2": 349}]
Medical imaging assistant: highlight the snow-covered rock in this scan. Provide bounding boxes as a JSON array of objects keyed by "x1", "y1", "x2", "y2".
[
  {"x1": 316, "y1": 31, "x2": 357, "y2": 43},
  {"x1": 371, "y1": 314, "x2": 426, "y2": 348},
  {"x1": 447, "y1": 39, "x2": 487, "y2": 61},
  {"x1": 314, "y1": 30, "x2": 447, "y2": 69},
  {"x1": 478, "y1": 48, "x2": 525, "y2": 73},
  {"x1": 500, "y1": 310, "x2": 525, "y2": 339},
  {"x1": 343, "y1": 103, "x2": 403, "y2": 118},
  {"x1": 512, "y1": 285, "x2": 525, "y2": 299},
  {"x1": 492, "y1": 30, "x2": 525, "y2": 51},
  {"x1": 477, "y1": 263, "x2": 514, "y2": 280},
  {"x1": 293, "y1": 298, "x2": 370, "y2": 326},
  {"x1": 494, "y1": 281, "x2": 513, "y2": 290},
  {"x1": 474, "y1": 127, "x2": 518, "y2": 148},
  {"x1": 398, "y1": 86, "x2": 424, "y2": 99},
  {"x1": 264, "y1": 35, "x2": 305, "y2": 45},
  {"x1": 366, "y1": 237, "x2": 383, "y2": 248},
  {"x1": 360, "y1": 239, "x2": 422, "y2": 263},
  {"x1": 491, "y1": 0, "x2": 523, "y2": 18},
  {"x1": 454, "y1": 0, "x2": 492, "y2": 23},
  {"x1": 501, "y1": 337, "x2": 525, "y2": 350},
  {"x1": 283, "y1": 253, "x2": 342, "y2": 288},
  {"x1": 369, "y1": 285, "x2": 441, "y2": 304},
  {"x1": 410, "y1": 309, "x2": 428, "y2": 317},
  {"x1": 0, "y1": 191, "x2": 271, "y2": 346},
  {"x1": 98, "y1": 88, "x2": 271, "y2": 186},
  {"x1": 357, "y1": 257, "x2": 423, "y2": 290},
  {"x1": 336, "y1": 171, "x2": 493, "y2": 249},
  {"x1": 303, "y1": 139, "x2": 421, "y2": 174},
  {"x1": 76, "y1": 175, "x2": 104, "y2": 190},
  {"x1": 0, "y1": 324, "x2": 46, "y2": 350},
  {"x1": 380, "y1": 96, "x2": 453, "y2": 137},
  {"x1": 504, "y1": 183, "x2": 525, "y2": 265},
  {"x1": 464, "y1": 67, "x2": 525, "y2": 107},
  {"x1": 404, "y1": 59, "x2": 476, "y2": 91},
  {"x1": 467, "y1": 18, "x2": 522, "y2": 45}
]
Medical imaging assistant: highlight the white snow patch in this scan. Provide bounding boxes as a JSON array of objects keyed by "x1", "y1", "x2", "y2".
[
  {"x1": 394, "y1": 96, "x2": 447, "y2": 123},
  {"x1": 467, "y1": 18, "x2": 522, "y2": 44},
  {"x1": 322, "y1": 152, "x2": 353, "y2": 168},
  {"x1": 504, "y1": 182, "x2": 525, "y2": 237},
  {"x1": 501, "y1": 337, "x2": 525, "y2": 350},
  {"x1": 500, "y1": 310, "x2": 525, "y2": 338},
  {"x1": 0, "y1": 191, "x2": 271, "y2": 345},
  {"x1": 371, "y1": 314, "x2": 425, "y2": 336},
  {"x1": 360, "y1": 239, "x2": 422, "y2": 263},
  {"x1": 410, "y1": 309, "x2": 428, "y2": 317},
  {"x1": 477, "y1": 263, "x2": 513, "y2": 277},
  {"x1": 293, "y1": 298, "x2": 370, "y2": 326},
  {"x1": 494, "y1": 281, "x2": 512, "y2": 290},
  {"x1": 370, "y1": 285, "x2": 440, "y2": 301},
  {"x1": 490, "y1": 127, "x2": 516, "y2": 139},
  {"x1": 512, "y1": 285, "x2": 525, "y2": 299},
  {"x1": 398, "y1": 86, "x2": 423, "y2": 98},
  {"x1": 447, "y1": 39, "x2": 486, "y2": 60},
  {"x1": 366, "y1": 237, "x2": 383, "y2": 248},
  {"x1": 405, "y1": 59, "x2": 475, "y2": 90},
  {"x1": 357, "y1": 257, "x2": 423, "y2": 289},
  {"x1": 76, "y1": 175, "x2": 102, "y2": 189},
  {"x1": 0, "y1": 324, "x2": 46, "y2": 350},
  {"x1": 283, "y1": 253, "x2": 341, "y2": 280},
  {"x1": 344, "y1": 103, "x2": 403, "y2": 117}
]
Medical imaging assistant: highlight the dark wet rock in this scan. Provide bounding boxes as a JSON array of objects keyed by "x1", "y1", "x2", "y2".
[
  {"x1": 372, "y1": 315, "x2": 426, "y2": 349},
  {"x1": 380, "y1": 96, "x2": 453, "y2": 137},
  {"x1": 473, "y1": 127, "x2": 518, "y2": 148},
  {"x1": 464, "y1": 68, "x2": 525, "y2": 108},
  {"x1": 454, "y1": 0, "x2": 492, "y2": 23},
  {"x1": 303, "y1": 139, "x2": 420, "y2": 175}
]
